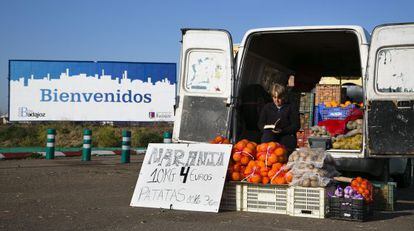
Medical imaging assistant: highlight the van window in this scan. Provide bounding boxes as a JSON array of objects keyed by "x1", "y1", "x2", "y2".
[
  {"x1": 376, "y1": 47, "x2": 414, "y2": 93},
  {"x1": 184, "y1": 50, "x2": 227, "y2": 93}
]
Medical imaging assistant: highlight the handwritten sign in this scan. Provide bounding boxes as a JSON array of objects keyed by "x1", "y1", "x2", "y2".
[{"x1": 130, "y1": 143, "x2": 232, "y2": 212}]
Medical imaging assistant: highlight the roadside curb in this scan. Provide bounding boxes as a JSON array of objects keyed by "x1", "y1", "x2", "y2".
[{"x1": 0, "y1": 148, "x2": 146, "y2": 160}]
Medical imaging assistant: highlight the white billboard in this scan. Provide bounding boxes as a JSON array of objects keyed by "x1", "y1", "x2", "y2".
[{"x1": 9, "y1": 60, "x2": 176, "y2": 121}]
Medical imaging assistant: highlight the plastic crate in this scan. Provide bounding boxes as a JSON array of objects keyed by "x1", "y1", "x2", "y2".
[
  {"x1": 308, "y1": 136, "x2": 332, "y2": 150},
  {"x1": 299, "y1": 92, "x2": 315, "y2": 113},
  {"x1": 220, "y1": 182, "x2": 243, "y2": 211},
  {"x1": 372, "y1": 181, "x2": 396, "y2": 211},
  {"x1": 296, "y1": 129, "x2": 312, "y2": 148},
  {"x1": 300, "y1": 112, "x2": 312, "y2": 130},
  {"x1": 328, "y1": 197, "x2": 372, "y2": 222},
  {"x1": 287, "y1": 186, "x2": 333, "y2": 219},
  {"x1": 313, "y1": 106, "x2": 319, "y2": 126},
  {"x1": 315, "y1": 84, "x2": 346, "y2": 106},
  {"x1": 241, "y1": 183, "x2": 289, "y2": 214},
  {"x1": 317, "y1": 104, "x2": 356, "y2": 121}
]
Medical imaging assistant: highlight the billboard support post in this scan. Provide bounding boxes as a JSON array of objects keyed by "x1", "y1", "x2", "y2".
[
  {"x1": 82, "y1": 129, "x2": 92, "y2": 161},
  {"x1": 121, "y1": 130, "x2": 131, "y2": 163},
  {"x1": 46, "y1": 129, "x2": 56, "y2": 159}
]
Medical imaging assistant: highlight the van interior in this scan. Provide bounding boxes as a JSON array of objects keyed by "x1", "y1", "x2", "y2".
[{"x1": 235, "y1": 30, "x2": 364, "y2": 152}]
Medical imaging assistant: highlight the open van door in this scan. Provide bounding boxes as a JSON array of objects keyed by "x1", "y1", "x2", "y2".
[
  {"x1": 366, "y1": 23, "x2": 414, "y2": 157},
  {"x1": 173, "y1": 29, "x2": 234, "y2": 143}
]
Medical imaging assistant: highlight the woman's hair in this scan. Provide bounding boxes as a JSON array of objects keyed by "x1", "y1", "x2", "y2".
[{"x1": 270, "y1": 83, "x2": 287, "y2": 101}]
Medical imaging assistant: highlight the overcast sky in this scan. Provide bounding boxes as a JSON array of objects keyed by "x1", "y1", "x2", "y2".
[{"x1": 1, "y1": 0, "x2": 413, "y2": 115}]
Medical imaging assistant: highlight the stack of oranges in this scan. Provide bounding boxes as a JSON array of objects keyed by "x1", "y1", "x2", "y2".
[
  {"x1": 228, "y1": 140, "x2": 292, "y2": 185},
  {"x1": 210, "y1": 135, "x2": 230, "y2": 144}
]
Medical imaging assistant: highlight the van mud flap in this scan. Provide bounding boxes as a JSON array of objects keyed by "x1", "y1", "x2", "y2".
[{"x1": 367, "y1": 100, "x2": 414, "y2": 155}]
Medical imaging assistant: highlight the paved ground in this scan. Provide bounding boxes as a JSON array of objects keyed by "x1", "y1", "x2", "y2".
[{"x1": 0, "y1": 156, "x2": 413, "y2": 231}]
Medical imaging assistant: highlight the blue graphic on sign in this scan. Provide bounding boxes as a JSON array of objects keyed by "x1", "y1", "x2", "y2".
[
  {"x1": 10, "y1": 60, "x2": 176, "y2": 84},
  {"x1": 8, "y1": 60, "x2": 177, "y2": 121}
]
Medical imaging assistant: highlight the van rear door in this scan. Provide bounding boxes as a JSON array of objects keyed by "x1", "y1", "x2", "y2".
[
  {"x1": 173, "y1": 29, "x2": 234, "y2": 143},
  {"x1": 366, "y1": 23, "x2": 414, "y2": 157}
]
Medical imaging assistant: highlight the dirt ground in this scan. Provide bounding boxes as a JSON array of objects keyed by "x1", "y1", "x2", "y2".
[{"x1": 0, "y1": 155, "x2": 413, "y2": 231}]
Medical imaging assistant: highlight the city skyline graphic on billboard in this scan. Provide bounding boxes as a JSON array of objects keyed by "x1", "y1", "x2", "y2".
[{"x1": 9, "y1": 60, "x2": 176, "y2": 121}]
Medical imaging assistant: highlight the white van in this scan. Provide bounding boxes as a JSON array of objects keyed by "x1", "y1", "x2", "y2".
[{"x1": 172, "y1": 24, "x2": 414, "y2": 186}]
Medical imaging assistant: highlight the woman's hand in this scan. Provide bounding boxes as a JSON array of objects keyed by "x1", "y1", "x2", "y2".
[{"x1": 271, "y1": 128, "x2": 282, "y2": 134}]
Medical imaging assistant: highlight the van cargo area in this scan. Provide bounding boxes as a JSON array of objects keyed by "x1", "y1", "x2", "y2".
[
  {"x1": 175, "y1": 26, "x2": 414, "y2": 185},
  {"x1": 235, "y1": 29, "x2": 364, "y2": 158}
]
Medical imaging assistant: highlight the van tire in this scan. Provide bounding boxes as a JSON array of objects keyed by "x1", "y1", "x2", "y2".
[{"x1": 395, "y1": 159, "x2": 412, "y2": 188}]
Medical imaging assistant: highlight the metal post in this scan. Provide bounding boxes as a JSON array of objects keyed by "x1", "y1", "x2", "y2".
[
  {"x1": 46, "y1": 129, "x2": 56, "y2": 159},
  {"x1": 121, "y1": 130, "x2": 131, "y2": 163},
  {"x1": 163, "y1": 131, "x2": 172, "y2": 143},
  {"x1": 82, "y1": 129, "x2": 92, "y2": 161}
]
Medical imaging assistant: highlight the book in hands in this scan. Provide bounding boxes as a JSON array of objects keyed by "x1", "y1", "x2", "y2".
[{"x1": 263, "y1": 119, "x2": 280, "y2": 130}]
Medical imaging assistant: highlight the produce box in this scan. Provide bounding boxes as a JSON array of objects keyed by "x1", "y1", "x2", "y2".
[
  {"x1": 299, "y1": 92, "x2": 314, "y2": 113},
  {"x1": 300, "y1": 112, "x2": 312, "y2": 130},
  {"x1": 313, "y1": 106, "x2": 319, "y2": 125},
  {"x1": 317, "y1": 104, "x2": 356, "y2": 121},
  {"x1": 220, "y1": 182, "x2": 243, "y2": 211},
  {"x1": 296, "y1": 129, "x2": 312, "y2": 148},
  {"x1": 328, "y1": 197, "x2": 372, "y2": 222},
  {"x1": 241, "y1": 183, "x2": 289, "y2": 214},
  {"x1": 308, "y1": 136, "x2": 332, "y2": 150},
  {"x1": 315, "y1": 84, "x2": 346, "y2": 106},
  {"x1": 299, "y1": 93, "x2": 314, "y2": 129},
  {"x1": 287, "y1": 186, "x2": 334, "y2": 219},
  {"x1": 372, "y1": 181, "x2": 396, "y2": 211},
  {"x1": 220, "y1": 182, "x2": 289, "y2": 214}
]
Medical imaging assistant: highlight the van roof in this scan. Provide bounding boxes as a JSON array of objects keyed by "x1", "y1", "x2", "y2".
[{"x1": 240, "y1": 25, "x2": 370, "y2": 45}]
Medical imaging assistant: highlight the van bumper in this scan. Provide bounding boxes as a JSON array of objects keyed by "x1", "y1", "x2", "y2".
[{"x1": 335, "y1": 158, "x2": 386, "y2": 176}]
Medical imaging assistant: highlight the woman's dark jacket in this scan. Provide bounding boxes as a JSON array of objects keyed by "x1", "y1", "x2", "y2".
[{"x1": 258, "y1": 102, "x2": 300, "y2": 135}]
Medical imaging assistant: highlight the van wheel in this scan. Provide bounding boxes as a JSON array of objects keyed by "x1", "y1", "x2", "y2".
[{"x1": 395, "y1": 159, "x2": 412, "y2": 188}]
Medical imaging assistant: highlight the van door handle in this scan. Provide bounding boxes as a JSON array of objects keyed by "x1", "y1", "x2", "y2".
[{"x1": 397, "y1": 100, "x2": 413, "y2": 109}]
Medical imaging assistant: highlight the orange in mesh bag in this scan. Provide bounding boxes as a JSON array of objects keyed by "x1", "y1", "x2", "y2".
[
  {"x1": 269, "y1": 164, "x2": 290, "y2": 185},
  {"x1": 209, "y1": 135, "x2": 230, "y2": 144},
  {"x1": 351, "y1": 177, "x2": 374, "y2": 203},
  {"x1": 242, "y1": 160, "x2": 262, "y2": 183}
]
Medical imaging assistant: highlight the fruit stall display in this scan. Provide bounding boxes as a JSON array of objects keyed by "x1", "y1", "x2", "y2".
[
  {"x1": 210, "y1": 135, "x2": 390, "y2": 220},
  {"x1": 309, "y1": 99, "x2": 363, "y2": 150}
]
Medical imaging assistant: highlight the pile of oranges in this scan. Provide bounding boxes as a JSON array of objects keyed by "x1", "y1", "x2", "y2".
[
  {"x1": 210, "y1": 135, "x2": 230, "y2": 144},
  {"x1": 228, "y1": 139, "x2": 292, "y2": 185},
  {"x1": 351, "y1": 177, "x2": 373, "y2": 202}
]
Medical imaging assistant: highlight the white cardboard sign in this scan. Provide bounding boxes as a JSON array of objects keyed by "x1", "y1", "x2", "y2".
[{"x1": 130, "y1": 143, "x2": 232, "y2": 212}]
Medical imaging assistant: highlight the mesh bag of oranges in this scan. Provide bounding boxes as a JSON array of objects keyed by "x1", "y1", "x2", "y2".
[
  {"x1": 350, "y1": 177, "x2": 373, "y2": 203},
  {"x1": 228, "y1": 140, "x2": 291, "y2": 185},
  {"x1": 209, "y1": 135, "x2": 230, "y2": 144}
]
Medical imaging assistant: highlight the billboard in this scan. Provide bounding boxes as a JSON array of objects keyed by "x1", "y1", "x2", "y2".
[{"x1": 9, "y1": 60, "x2": 176, "y2": 121}]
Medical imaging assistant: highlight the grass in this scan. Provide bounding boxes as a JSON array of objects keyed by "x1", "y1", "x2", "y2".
[{"x1": 0, "y1": 122, "x2": 172, "y2": 148}]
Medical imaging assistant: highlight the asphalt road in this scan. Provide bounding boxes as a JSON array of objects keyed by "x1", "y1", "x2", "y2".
[{"x1": 0, "y1": 156, "x2": 413, "y2": 231}]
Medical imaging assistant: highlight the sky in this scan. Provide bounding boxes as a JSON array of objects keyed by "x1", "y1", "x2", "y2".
[{"x1": 0, "y1": 0, "x2": 413, "y2": 115}]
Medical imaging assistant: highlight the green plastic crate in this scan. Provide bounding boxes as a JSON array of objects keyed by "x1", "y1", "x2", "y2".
[{"x1": 371, "y1": 181, "x2": 396, "y2": 211}]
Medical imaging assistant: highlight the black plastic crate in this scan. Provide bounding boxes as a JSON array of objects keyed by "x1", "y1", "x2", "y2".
[
  {"x1": 328, "y1": 197, "x2": 372, "y2": 222},
  {"x1": 308, "y1": 136, "x2": 332, "y2": 150}
]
